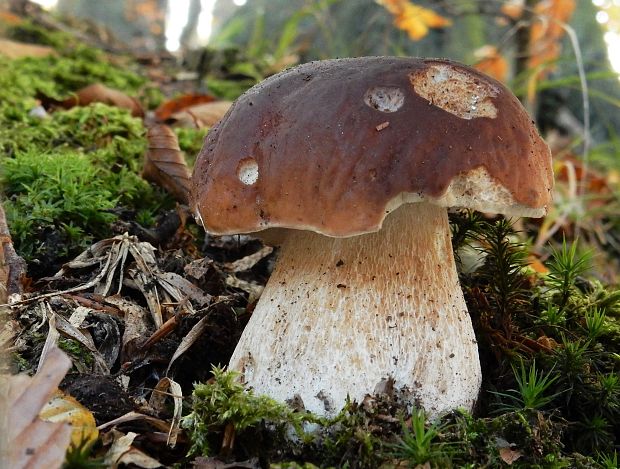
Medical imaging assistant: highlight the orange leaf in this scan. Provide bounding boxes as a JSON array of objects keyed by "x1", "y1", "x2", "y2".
[
  {"x1": 143, "y1": 125, "x2": 191, "y2": 204},
  {"x1": 0, "y1": 10, "x2": 23, "y2": 25},
  {"x1": 58, "y1": 84, "x2": 144, "y2": 117},
  {"x1": 474, "y1": 46, "x2": 509, "y2": 82},
  {"x1": 377, "y1": 0, "x2": 451, "y2": 41},
  {"x1": 154, "y1": 94, "x2": 217, "y2": 121},
  {"x1": 170, "y1": 101, "x2": 233, "y2": 128},
  {"x1": 527, "y1": 255, "x2": 549, "y2": 274},
  {"x1": 528, "y1": 0, "x2": 576, "y2": 77},
  {"x1": 501, "y1": 0, "x2": 524, "y2": 20}
]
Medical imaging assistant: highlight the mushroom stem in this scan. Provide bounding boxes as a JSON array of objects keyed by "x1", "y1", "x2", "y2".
[{"x1": 229, "y1": 202, "x2": 481, "y2": 416}]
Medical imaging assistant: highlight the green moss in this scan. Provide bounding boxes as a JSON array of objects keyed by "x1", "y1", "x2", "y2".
[
  {"x1": 0, "y1": 103, "x2": 170, "y2": 262},
  {"x1": 6, "y1": 21, "x2": 76, "y2": 50},
  {"x1": 2, "y1": 150, "x2": 117, "y2": 260},
  {"x1": 175, "y1": 127, "x2": 208, "y2": 167},
  {"x1": 182, "y1": 367, "x2": 320, "y2": 458},
  {"x1": 58, "y1": 338, "x2": 94, "y2": 367}
]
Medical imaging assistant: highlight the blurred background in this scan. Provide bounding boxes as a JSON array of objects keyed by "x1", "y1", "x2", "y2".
[{"x1": 22, "y1": 0, "x2": 620, "y2": 145}]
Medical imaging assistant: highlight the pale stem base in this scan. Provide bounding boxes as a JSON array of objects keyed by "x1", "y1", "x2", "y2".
[{"x1": 229, "y1": 203, "x2": 481, "y2": 416}]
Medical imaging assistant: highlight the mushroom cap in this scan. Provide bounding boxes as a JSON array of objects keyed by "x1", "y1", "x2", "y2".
[{"x1": 190, "y1": 57, "x2": 553, "y2": 237}]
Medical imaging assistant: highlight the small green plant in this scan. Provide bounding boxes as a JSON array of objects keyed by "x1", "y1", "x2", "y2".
[
  {"x1": 584, "y1": 307, "x2": 607, "y2": 339},
  {"x1": 62, "y1": 437, "x2": 105, "y2": 469},
  {"x1": 597, "y1": 450, "x2": 618, "y2": 469},
  {"x1": 387, "y1": 409, "x2": 452, "y2": 467},
  {"x1": 574, "y1": 414, "x2": 614, "y2": 452},
  {"x1": 538, "y1": 301, "x2": 567, "y2": 327},
  {"x1": 545, "y1": 238, "x2": 592, "y2": 311},
  {"x1": 594, "y1": 373, "x2": 620, "y2": 418},
  {"x1": 551, "y1": 337, "x2": 594, "y2": 404},
  {"x1": 474, "y1": 219, "x2": 529, "y2": 319},
  {"x1": 491, "y1": 360, "x2": 560, "y2": 413}
]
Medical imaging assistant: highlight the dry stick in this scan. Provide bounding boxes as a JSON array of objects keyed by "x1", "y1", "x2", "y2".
[{"x1": 0, "y1": 202, "x2": 27, "y2": 302}]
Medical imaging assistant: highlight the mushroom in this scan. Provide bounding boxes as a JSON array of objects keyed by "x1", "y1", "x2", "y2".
[{"x1": 190, "y1": 57, "x2": 553, "y2": 417}]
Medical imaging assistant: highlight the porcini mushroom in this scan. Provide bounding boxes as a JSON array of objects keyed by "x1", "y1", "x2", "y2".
[{"x1": 190, "y1": 57, "x2": 553, "y2": 417}]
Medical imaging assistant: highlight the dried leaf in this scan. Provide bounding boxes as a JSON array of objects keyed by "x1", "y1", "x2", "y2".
[
  {"x1": 154, "y1": 93, "x2": 216, "y2": 121},
  {"x1": 184, "y1": 257, "x2": 213, "y2": 279},
  {"x1": 149, "y1": 377, "x2": 183, "y2": 447},
  {"x1": 225, "y1": 275, "x2": 264, "y2": 304},
  {"x1": 0, "y1": 38, "x2": 56, "y2": 59},
  {"x1": 499, "y1": 447, "x2": 522, "y2": 465},
  {"x1": 59, "y1": 83, "x2": 144, "y2": 117},
  {"x1": 98, "y1": 411, "x2": 171, "y2": 433},
  {"x1": 105, "y1": 296, "x2": 151, "y2": 363},
  {"x1": 0, "y1": 318, "x2": 20, "y2": 351},
  {"x1": 166, "y1": 307, "x2": 219, "y2": 374},
  {"x1": 40, "y1": 390, "x2": 99, "y2": 448},
  {"x1": 527, "y1": 0, "x2": 576, "y2": 101},
  {"x1": 500, "y1": 0, "x2": 524, "y2": 20},
  {"x1": 143, "y1": 125, "x2": 191, "y2": 204},
  {"x1": 170, "y1": 101, "x2": 233, "y2": 128},
  {"x1": 166, "y1": 317, "x2": 209, "y2": 374},
  {"x1": 5, "y1": 347, "x2": 73, "y2": 469},
  {"x1": 46, "y1": 304, "x2": 110, "y2": 374},
  {"x1": 37, "y1": 307, "x2": 61, "y2": 373},
  {"x1": 127, "y1": 267, "x2": 164, "y2": 328},
  {"x1": 191, "y1": 457, "x2": 261, "y2": 469},
  {"x1": 156, "y1": 271, "x2": 212, "y2": 306},
  {"x1": 473, "y1": 45, "x2": 509, "y2": 83},
  {"x1": 377, "y1": 0, "x2": 451, "y2": 40},
  {"x1": 223, "y1": 246, "x2": 273, "y2": 273},
  {"x1": 103, "y1": 430, "x2": 162, "y2": 469}
]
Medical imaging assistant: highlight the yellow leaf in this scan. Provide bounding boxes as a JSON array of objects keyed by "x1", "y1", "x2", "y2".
[
  {"x1": 377, "y1": 0, "x2": 452, "y2": 41},
  {"x1": 40, "y1": 390, "x2": 99, "y2": 448}
]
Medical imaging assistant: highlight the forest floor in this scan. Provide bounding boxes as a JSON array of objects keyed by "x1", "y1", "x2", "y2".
[{"x1": 0, "y1": 5, "x2": 619, "y2": 469}]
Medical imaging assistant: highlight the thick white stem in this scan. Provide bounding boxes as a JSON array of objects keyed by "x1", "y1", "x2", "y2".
[{"x1": 229, "y1": 203, "x2": 481, "y2": 416}]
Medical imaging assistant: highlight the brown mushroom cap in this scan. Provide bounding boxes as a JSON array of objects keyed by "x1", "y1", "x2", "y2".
[{"x1": 190, "y1": 57, "x2": 553, "y2": 237}]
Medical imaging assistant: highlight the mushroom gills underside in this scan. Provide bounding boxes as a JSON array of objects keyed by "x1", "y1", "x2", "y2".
[{"x1": 228, "y1": 202, "x2": 482, "y2": 417}]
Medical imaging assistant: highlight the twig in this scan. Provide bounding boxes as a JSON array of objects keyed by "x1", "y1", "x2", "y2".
[{"x1": 0, "y1": 201, "x2": 27, "y2": 303}]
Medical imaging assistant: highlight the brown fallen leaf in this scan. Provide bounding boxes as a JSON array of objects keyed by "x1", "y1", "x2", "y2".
[
  {"x1": 103, "y1": 430, "x2": 162, "y2": 469},
  {"x1": 48, "y1": 83, "x2": 144, "y2": 117},
  {"x1": 143, "y1": 124, "x2": 191, "y2": 204},
  {"x1": 98, "y1": 411, "x2": 172, "y2": 433},
  {"x1": 4, "y1": 347, "x2": 73, "y2": 469},
  {"x1": 154, "y1": 93, "x2": 217, "y2": 121},
  {"x1": 191, "y1": 457, "x2": 261, "y2": 469},
  {"x1": 170, "y1": 100, "x2": 233, "y2": 128},
  {"x1": 105, "y1": 296, "x2": 152, "y2": 363},
  {"x1": 499, "y1": 446, "x2": 522, "y2": 465},
  {"x1": 0, "y1": 38, "x2": 57, "y2": 59},
  {"x1": 149, "y1": 377, "x2": 183, "y2": 447}
]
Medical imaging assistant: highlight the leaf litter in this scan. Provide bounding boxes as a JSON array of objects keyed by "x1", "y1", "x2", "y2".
[{"x1": 5, "y1": 223, "x2": 269, "y2": 465}]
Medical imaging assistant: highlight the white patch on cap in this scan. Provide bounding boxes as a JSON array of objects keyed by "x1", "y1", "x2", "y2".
[
  {"x1": 364, "y1": 86, "x2": 404, "y2": 113},
  {"x1": 237, "y1": 157, "x2": 259, "y2": 185},
  {"x1": 410, "y1": 64, "x2": 499, "y2": 119},
  {"x1": 384, "y1": 166, "x2": 546, "y2": 218}
]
